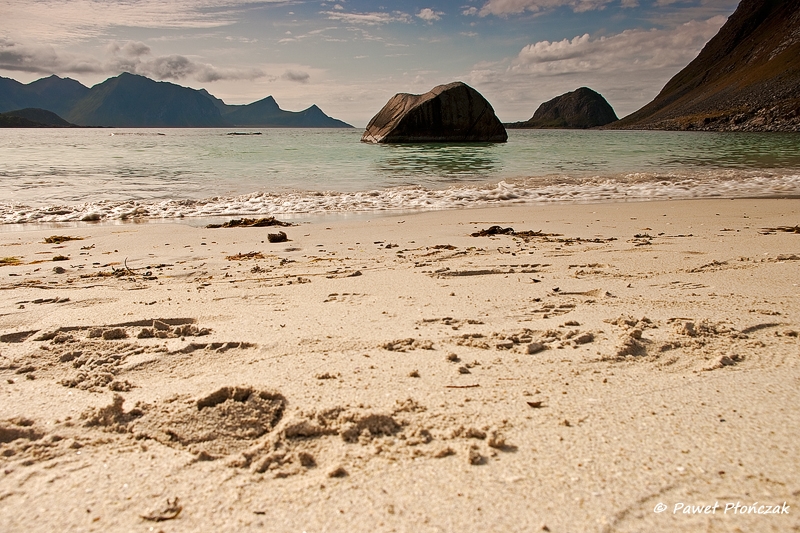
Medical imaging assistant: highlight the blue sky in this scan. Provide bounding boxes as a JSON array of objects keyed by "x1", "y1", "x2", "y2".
[{"x1": 1, "y1": 0, "x2": 740, "y2": 126}]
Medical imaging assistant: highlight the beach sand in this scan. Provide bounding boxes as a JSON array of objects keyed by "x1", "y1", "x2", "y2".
[{"x1": 1, "y1": 198, "x2": 798, "y2": 532}]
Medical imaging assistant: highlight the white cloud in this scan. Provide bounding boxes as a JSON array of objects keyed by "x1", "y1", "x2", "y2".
[
  {"x1": 462, "y1": 7, "x2": 479, "y2": 15},
  {"x1": 417, "y1": 8, "x2": 444, "y2": 22},
  {"x1": 321, "y1": 10, "x2": 412, "y2": 25},
  {"x1": 281, "y1": 69, "x2": 310, "y2": 83}
]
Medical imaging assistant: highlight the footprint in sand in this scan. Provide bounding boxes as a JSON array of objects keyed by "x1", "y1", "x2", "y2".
[{"x1": 129, "y1": 387, "x2": 286, "y2": 459}]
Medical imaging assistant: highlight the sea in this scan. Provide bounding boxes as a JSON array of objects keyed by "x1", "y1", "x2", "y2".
[{"x1": 1, "y1": 128, "x2": 799, "y2": 226}]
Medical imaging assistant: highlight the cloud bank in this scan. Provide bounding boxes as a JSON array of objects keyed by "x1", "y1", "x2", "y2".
[
  {"x1": 476, "y1": 0, "x2": 635, "y2": 15},
  {"x1": 0, "y1": 39, "x2": 265, "y2": 83},
  {"x1": 2, "y1": 0, "x2": 293, "y2": 43},
  {"x1": 321, "y1": 10, "x2": 413, "y2": 25}
]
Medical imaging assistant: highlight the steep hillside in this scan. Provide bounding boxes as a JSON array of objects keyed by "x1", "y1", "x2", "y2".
[
  {"x1": 613, "y1": 0, "x2": 800, "y2": 131},
  {"x1": 507, "y1": 87, "x2": 617, "y2": 129}
]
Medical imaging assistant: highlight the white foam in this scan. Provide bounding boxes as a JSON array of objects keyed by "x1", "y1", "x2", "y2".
[{"x1": 2, "y1": 171, "x2": 799, "y2": 225}]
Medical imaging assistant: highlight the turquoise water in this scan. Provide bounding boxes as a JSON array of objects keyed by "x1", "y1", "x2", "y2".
[{"x1": 1, "y1": 128, "x2": 798, "y2": 223}]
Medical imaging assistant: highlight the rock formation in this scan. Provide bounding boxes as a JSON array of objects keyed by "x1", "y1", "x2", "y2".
[
  {"x1": 506, "y1": 87, "x2": 618, "y2": 129},
  {"x1": 361, "y1": 82, "x2": 507, "y2": 143},
  {"x1": 612, "y1": 0, "x2": 800, "y2": 131}
]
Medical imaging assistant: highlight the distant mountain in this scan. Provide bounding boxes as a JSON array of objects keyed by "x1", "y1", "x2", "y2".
[
  {"x1": 0, "y1": 75, "x2": 89, "y2": 117},
  {"x1": 0, "y1": 108, "x2": 77, "y2": 127},
  {"x1": 0, "y1": 73, "x2": 353, "y2": 128},
  {"x1": 612, "y1": 0, "x2": 800, "y2": 131},
  {"x1": 65, "y1": 73, "x2": 226, "y2": 127},
  {"x1": 507, "y1": 87, "x2": 618, "y2": 129},
  {"x1": 199, "y1": 91, "x2": 352, "y2": 128}
]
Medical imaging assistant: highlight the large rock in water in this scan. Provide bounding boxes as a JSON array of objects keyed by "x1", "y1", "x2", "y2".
[
  {"x1": 361, "y1": 82, "x2": 507, "y2": 143},
  {"x1": 507, "y1": 87, "x2": 618, "y2": 129},
  {"x1": 611, "y1": 0, "x2": 800, "y2": 131}
]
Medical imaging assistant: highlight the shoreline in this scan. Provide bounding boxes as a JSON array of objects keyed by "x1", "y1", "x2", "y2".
[
  {"x1": 3, "y1": 192, "x2": 800, "y2": 233},
  {"x1": 1, "y1": 198, "x2": 798, "y2": 532}
]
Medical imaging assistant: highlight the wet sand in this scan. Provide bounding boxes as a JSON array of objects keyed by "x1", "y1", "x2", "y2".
[{"x1": 1, "y1": 198, "x2": 799, "y2": 532}]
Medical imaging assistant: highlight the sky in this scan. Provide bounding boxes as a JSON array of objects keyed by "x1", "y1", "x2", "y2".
[{"x1": 1, "y1": 0, "x2": 741, "y2": 127}]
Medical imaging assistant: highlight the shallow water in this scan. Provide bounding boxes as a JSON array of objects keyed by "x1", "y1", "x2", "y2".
[{"x1": 1, "y1": 128, "x2": 798, "y2": 224}]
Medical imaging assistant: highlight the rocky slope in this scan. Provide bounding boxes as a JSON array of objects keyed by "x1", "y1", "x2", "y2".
[
  {"x1": 506, "y1": 87, "x2": 618, "y2": 129},
  {"x1": 613, "y1": 0, "x2": 800, "y2": 131}
]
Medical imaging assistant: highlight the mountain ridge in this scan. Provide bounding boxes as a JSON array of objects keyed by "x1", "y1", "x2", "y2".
[{"x1": 0, "y1": 73, "x2": 353, "y2": 128}]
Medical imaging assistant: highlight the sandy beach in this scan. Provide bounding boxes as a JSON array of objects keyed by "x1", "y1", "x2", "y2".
[{"x1": 1, "y1": 198, "x2": 798, "y2": 532}]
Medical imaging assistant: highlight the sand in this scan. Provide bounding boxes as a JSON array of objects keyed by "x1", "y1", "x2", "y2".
[{"x1": 0, "y1": 198, "x2": 798, "y2": 532}]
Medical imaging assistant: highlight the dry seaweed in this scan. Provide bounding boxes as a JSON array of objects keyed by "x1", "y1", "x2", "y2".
[
  {"x1": 760, "y1": 225, "x2": 800, "y2": 234},
  {"x1": 44, "y1": 235, "x2": 83, "y2": 244},
  {"x1": 206, "y1": 217, "x2": 293, "y2": 229},
  {"x1": 471, "y1": 226, "x2": 614, "y2": 244},
  {"x1": 226, "y1": 251, "x2": 265, "y2": 261}
]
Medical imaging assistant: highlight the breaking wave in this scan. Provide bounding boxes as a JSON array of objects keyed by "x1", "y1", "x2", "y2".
[{"x1": 2, "y1": 170, "x2": 798, "y2": 225}]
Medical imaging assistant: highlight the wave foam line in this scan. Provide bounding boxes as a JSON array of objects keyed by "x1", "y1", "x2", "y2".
[{"x1": 2, "y1": 173, "x2": 799, "y2": 224}]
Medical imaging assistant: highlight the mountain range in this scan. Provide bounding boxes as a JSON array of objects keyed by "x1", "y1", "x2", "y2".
[{"x1": 0, "y1": 72, "x2": 352, "y2": 128}]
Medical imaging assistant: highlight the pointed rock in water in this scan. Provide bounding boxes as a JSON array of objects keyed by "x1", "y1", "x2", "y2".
[
  {"x1": 507, "y1": 87, "x2": 618, "y2": 129},
  {"x1": 361, "y1": 81, "x2": 507, "y2": 143}
]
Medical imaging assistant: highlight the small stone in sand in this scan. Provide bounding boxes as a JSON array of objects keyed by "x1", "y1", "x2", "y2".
[
  {"x1": 527, "y1": 342, "x2": 545, "y2": 354},
  {"x1": 328, "y1": 466, "x2": 348, "y2": 478},
  {"x1": 408, "y1": 370, "x2": 420, "y2": 378},
  {"x1": 298, "y1": 451, "x2": 316, "y2": 468},
  {"x1": 268, "y1": 231, "x2": 288, "y2": 243},
  {"x1": 487, "y1": 429, "x2": 506, "y2": 449},
  {"x1": 433, "y1": 446, "x2": 455, "y2": 458},
  {"x1": 446, "y1": 353, "x2": 460, "y2": 362},
  {"x1": 102, "y1": 328, "x2": 127, "y2": 340},
  {"x1": 140, "y1": 497, "x2": 182, "y2": 522},
  {"x1": 458, "y1": 366, "x2": 471, "y2": 374},
  {"x1": 465, "y1": 427, "x2": 487, "y2": 439},
  {"x1": 467, "y1": 445, "x2": 485, "y2": 465}
]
